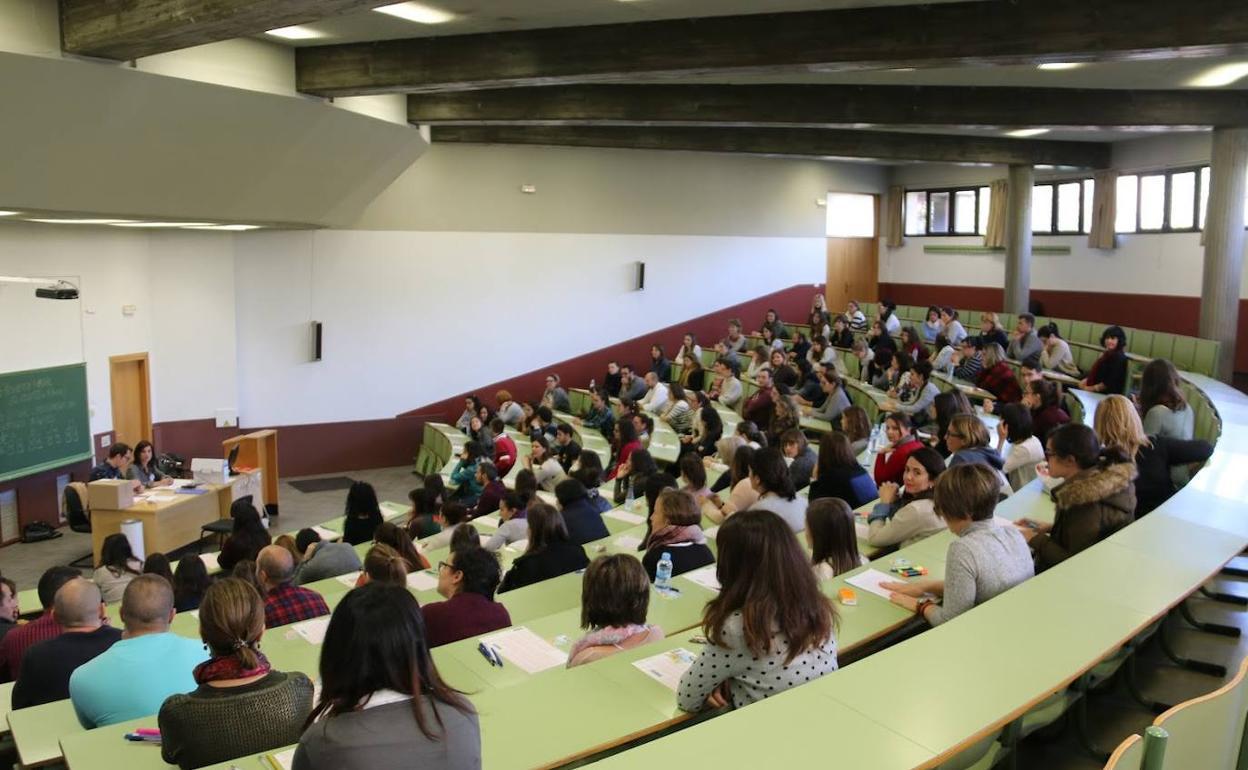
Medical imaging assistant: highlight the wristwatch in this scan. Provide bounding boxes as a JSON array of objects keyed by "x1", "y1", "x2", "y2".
[{"x1": 915, "y1": 598, "x2": 935, "y2": 617}]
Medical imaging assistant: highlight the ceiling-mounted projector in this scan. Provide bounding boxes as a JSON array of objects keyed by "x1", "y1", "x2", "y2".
[{"x1": 0, "y1": 276, "x2": 80, "y2": 300}]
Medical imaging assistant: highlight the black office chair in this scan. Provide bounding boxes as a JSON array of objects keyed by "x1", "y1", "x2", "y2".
[
  {"x1": 64, "y1": 484, "x2": 94, "y2": 569},
  {"x1": 198, "y1": 494, "x2": 251, "y2": 551}
]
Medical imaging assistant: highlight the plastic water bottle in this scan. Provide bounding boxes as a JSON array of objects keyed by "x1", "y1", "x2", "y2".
[
  {"x1": 868, "y1": 424, "x2": 881, "y2": 453},
  {"x1": 589, "y1": 378, "x2": 596, "y2": 390},
  {"x1": 655, "y1": 552, "x2": 673, "y2": 591},
  {"x1": 625, "y1": 480, "x2": 636, "y2": 508}
]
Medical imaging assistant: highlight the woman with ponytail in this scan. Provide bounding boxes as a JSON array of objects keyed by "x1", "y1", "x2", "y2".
[
  {"x1": 1015, "y1": 423, "x2": 1136, "y2": 572},
  {"x1": 159, "y1": 578, "x2": 314, "y2": 769},
  {"x1": 357, "y1": 544, "x2": 411, "y2": 588}
]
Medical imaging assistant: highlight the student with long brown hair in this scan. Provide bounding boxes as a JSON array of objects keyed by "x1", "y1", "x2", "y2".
[
  {"x1": 808, "y1": 432, "x2": 878, "y2": 508},
  {"x1": 295, "y1": 584, "x2": 479, "y2": 770},
  {"x1": 805, "y1": 498, "x2": 866, "y2": 580},
  {"x1": 159, "y1": 578, "x2": 314, "y2": 770},
  {"x1": 677, "y1": 511, "x2": 838, "y2": 712},
  {"x1": 373, "y1": 521, "x2": 431, "y2": 571},
  {"x1": 497, "y1": 502, "x2": 589, "y2": 593}
]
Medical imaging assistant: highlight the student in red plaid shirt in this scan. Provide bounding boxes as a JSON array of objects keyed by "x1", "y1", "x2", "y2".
[{"x1": 258, "y1": 546, "x2": 329, "y2": 628}]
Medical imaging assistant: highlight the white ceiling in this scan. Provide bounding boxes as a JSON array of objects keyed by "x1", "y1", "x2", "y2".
[{"x1": 270, "y1": 0, "x2": 964, "y2": 46}]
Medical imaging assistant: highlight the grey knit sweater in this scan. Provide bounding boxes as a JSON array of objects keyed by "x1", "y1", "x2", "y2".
[{"x1": 927, "y1": 520, "x2": 1034, "y2": 626}]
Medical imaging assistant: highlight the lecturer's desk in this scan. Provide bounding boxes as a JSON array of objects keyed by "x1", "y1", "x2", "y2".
[{"x1": 87, "y1": 471, "x2": 262, "y2": 565}]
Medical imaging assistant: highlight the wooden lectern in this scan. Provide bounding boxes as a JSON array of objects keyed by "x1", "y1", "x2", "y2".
[{"x1": 223, "y1": 430, "x2": 279, "y2": 513}]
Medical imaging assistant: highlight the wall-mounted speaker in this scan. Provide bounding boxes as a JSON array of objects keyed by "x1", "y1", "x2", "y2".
[
  {"x1": 636, "y1": 261, "x2": 646, "y2": 291},
  {"x1": 311, "y1": 321, "x2": 323, "y2": 361}
]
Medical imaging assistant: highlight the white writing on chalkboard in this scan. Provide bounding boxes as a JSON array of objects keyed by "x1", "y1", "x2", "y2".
[{"x1": 0, "y1": 365, "x2": 91, "y2": 482}]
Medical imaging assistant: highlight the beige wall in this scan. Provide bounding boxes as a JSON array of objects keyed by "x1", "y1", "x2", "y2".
[{"x1": 351, "y1": 143, "x2": 888, "y2": 237}]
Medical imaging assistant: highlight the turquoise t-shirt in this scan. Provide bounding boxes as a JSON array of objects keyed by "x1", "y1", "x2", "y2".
[{"x1": 69, "y1": 632, "x2": 205, "y2": 728}]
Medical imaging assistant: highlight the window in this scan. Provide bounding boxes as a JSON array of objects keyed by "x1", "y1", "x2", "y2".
[
  {"x1": 904, "y1": 191, "x2": 927, "y2": 236},
  {"x1": 929, "y1": 191, "x2": 951, "y2": 233},
  {"x1": 1031, "y1": 185, "x2": 1054, "y2": 234},
  {"x1": 1139, "y1": 174, "x2": 1166, "y2": 231},
  {"x1": 1083, "y1": 179, "x2": 1095, "y2": 232},
  {"x1": 1116, "y1": 166, "x2": 1207, "y2": 234},
  {"x1": 953, "y1": 189, "x2": 977, "y2": 233},
  {"x1": 902, "y1": 186, "x2": 992, "y2": 236},
  {"x1": 1116, "y1": 175, "x2": 1139, "y2": 233},
  {"x1": 825, "y1": 192, "x2": 876, "y2": 237}
]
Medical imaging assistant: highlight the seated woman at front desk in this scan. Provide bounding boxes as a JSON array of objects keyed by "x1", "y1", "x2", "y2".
[
  {"x1": 127, "y1": 440, "x2": 173, "y2": 489},
  {"x1": 89, "y1": 442, "x2": 143, "y2": 493}
]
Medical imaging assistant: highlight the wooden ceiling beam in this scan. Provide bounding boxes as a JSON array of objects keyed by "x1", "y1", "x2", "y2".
[
  {"x1": 297, "y1": 0, "x2": 1248, "y2": 96},
  {"x1": 407, "y1": 84, "x2": 1248, "y2": 129},
  {"x1": 429, "y1": 125, "x2": 1112, "y2": 168},
  {"x1": 59, "y1": 0, "x2": 380, "y2": 61}
]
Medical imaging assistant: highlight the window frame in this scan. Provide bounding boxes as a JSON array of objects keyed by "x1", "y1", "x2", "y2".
[
  {"x1": 903, "y1": 186, "x2": 985, "y2": 237},
  {"x1": 1031, "y1": 177, "x2": 1093, "y2": 235}
]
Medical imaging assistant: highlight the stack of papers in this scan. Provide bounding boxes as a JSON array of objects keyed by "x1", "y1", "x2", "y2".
[
  {"x1": 682, "y1": 564, "x2": 721, "y2": 592},
  {"x1": 290, "y1": 616, "x2": 331, "y2": 645},
  {"x1": 406, "y1": 571, "x2": 439, "y2": 591},
  {"x1": 335, "y1": 572, "x2": 363, "y2": 588},
  {"x1": 632, "y1": 648, "x2": 698, "y2": 692},
  {"x1": 311, "y1": 526, "x2": 340, "y2": 541},
  {"x1": 604, "y1": 509, "x2": 645, "y2": 525},
  {"x1": 473, "y1": 514, "x2": 501, "y2": 529},
  {"x1": 478, "y1": 627, "x2": 567, "y2": 674},
  {"x1": 199, "y1": 552, "x2": 221, "y2": 574},
  {"x1": 265, "y1": 748, "x2": 296, "y2": 770},
  {"x1": 613, "y1": 534, "x2": 643, "y2": 551}
]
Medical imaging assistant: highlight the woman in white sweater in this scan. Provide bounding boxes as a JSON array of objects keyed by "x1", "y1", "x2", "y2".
[
  {"x1": 1038, "y1": 324, "x2": 1079, "y2": 376},
  {"x1": 865, "y1": 447, "x2": 946, "y2": 549},
  {"x1": 996, "y1": 403, "x2": 1045, "y2": 490}
]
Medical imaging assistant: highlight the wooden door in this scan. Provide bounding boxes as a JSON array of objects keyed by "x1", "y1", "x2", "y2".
[
  {"x1": 825, "y1": 195, "x2": 880, "y2": 314},
  {"x1": 109, "y1": 353, "x2": 152, "y2": 446}
]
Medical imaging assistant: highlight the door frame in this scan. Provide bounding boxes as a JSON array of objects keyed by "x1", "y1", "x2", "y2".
[{"x1": 109, "y1": 352, "x2": 152, "y2": 446}]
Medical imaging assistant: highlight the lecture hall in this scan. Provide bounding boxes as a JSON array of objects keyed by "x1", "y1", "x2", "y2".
[{"x1": 1, "y1": 1, "x2": 1248, "y2": 769}]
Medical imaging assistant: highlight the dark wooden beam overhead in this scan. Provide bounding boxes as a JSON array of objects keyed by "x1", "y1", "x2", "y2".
[
  {"x1": 429, "y1": 126, "x2": 1112, "y2": 168},
  {"x1": 59, "y1": 0, "x2": 381, "y2": 61},
  {"x1": 297, "y1": 0, "x2": 1248, "y2": 96},
  {"x1": 409, "y1": 84, "x2": 1248, "y2": 130}
]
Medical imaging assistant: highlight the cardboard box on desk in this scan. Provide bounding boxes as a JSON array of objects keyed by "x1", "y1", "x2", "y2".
[{"x1": 88, "y1": 479, "x2": 134, "y2": 510}]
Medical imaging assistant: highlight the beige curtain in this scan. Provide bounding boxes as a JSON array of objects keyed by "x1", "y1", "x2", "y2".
[
  {"x1": 1088, "y1": 169, "x2": 1118, "y2": 250},
  {"x1": 983, "y1": 179, "x2": 1009, "y2": 249},
  {"x1": 883, "y1": 185, "x2": 904, "y2": 248}
]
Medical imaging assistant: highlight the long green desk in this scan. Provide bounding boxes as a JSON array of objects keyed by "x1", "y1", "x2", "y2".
[{"x1": 588, "y1": 372, "x2": 1248, "y2": 769}]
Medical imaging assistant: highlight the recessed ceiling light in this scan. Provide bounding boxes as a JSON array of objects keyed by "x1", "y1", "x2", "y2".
[
  {"x1": 27, "y1": 218, "x2": 134, "y2": 225},
  {"x1": 1038, "y1": 62, "x2": 1084, "y2": 71},
  {"x1": 1188, "y1": 62, "x2": 1248, "y2": 88},
  {"x1": 182, "y1": 224, "x2": 264, "y2": 231},
  {"x1": 110, "y1": 222, "x2": 214, "y2": 228},
  {"x1": 264, "y1": 25, "x2": 323, "y2": 40},
  {"x1": 1006, "y1": 128, "x2": 1051, "y2": 138},
  {"x1": 0, "y1": 211, "x2": 19, "y2": 217},
  {"x1": 373, "y1": 2, "x2": 456, "y2": 24}
]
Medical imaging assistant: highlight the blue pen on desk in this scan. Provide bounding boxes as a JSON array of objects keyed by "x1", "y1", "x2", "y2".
[
  {"x1": 477, "y1": 641, "x2": 498, "y2": 667},
  {"x1": 489, "y1": 644, "x2": 504, "y2": 668}
]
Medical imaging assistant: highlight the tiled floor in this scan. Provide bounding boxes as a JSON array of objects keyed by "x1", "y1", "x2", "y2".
[{"x1": 0, "y1": 466, "x2": 1245, "y2": 769}]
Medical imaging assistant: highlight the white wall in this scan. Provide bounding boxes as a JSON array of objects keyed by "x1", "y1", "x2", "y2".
[
  {"x1": 352, "y1": 143, "x2": 886, "y2": 237},
  {"x1": 879, "y1": 133, "x2": 1248, "y2": 298},
  {"x1": 0, "y1": 224, "x2": 238, "y2": 436},
  {"x1": 233, "y1": 229, "x2": 827, "y2": 426}
]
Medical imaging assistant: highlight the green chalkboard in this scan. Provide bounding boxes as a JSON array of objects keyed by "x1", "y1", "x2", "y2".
[{"x1": 0, "y1": 364, "x2": 92, "y2": 483}]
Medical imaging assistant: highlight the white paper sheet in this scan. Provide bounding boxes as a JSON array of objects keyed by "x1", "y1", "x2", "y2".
[
  {"x1": 478, "y1": 627, "x2": 567, "y2": 674},
  {"x1": 632, "y1": 648, "x2": 698, "y2": 692},
  {"x1": 702, "y1": 525, "x2": 719, "y2": 539},
  {"x1": 473, "y1": 515, "x2": 501, "y2": 529},
  {"x1": 604, "y1": 509, "x2": 645, "y2": 525},
  {"x1": 290, "y1": 615, "x2": 331, "y2": 645},
  {"x1": 845, "y1": 568, "x2": 901, "y2": 601},
  {"x1": 407, "y1": 571, "x2": 439, "y2": 592},
  {"x1": 268, "y1": 748, "x2": 296, "y2": 770},
  {"x1": 505, "y1": 539, "x2": 529, "y2": 553},
  {"x1": 335, "y1": 572, "x2": 362, "y2": 588},
  {"x1": 311, "y1": 526, "x2": 341, "y2": 542},
  {"x1": 681, "y1": 564, "x2": 721, "y2": 592},
  {"x1": 613, "y1": 534, "x2": 643, "y2": 551},
  {"x1": 199, "y1": 551, "x2": 221, "y2": 574},
  {"x1": 535, "y1": 490, "x2": 557, "y2": 506}
]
